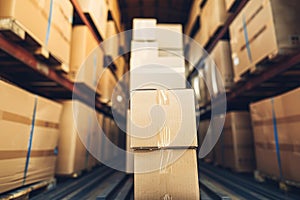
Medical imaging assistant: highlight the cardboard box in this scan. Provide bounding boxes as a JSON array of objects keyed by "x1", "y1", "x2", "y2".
[
  {"x1": 133, "y1": 18, "x2": 157, "y2": 41},
  {"x1": 0, "y1": 81, "x2": 62, "y2": 193},
  {"x1": 201, "y1": 0, "x2": 228, "y2": 37},
  {"x1": 104, "y1": 20, "x2": 119, "y2": 58},
  {"x1": 185, "y1": 0, "x2": 201, "y2": 36},
  {"x1": 222, "y1": 112, "x2": 255, "y2": 172},
  {"x1": 198, "y1": 120, "x2": 214, "y2": 162},
  {"x1": 194, "y1": 18, "x2": 210, "y2": 47},
  {"x1": 78, "y1": 0, "x2": 108, "y2": 39},
  {"x1": 230, "y1": 0, "x2": 300, "y2": 82},
  {"x1": 97, "y1": 68, "x2": 117, "y2": 103},
  {"x1": 210, "y1": 41, "x2": 234, "y2": 90},
  {"x1": 56, "y1": 101, "x2": 92, "y2": 175},
  {"x1": 0, "y1": 0, "x2": 73, "y2": 66},
  {"x1": 158, "y1": 49, "x2": 183, "y2": 57},
  {"x1": 191, "y1": 70, "x2": 209, "y2": 107},
  {"x1": 126, "y1": 111, "x2": 134, "y2": 173},
  {"x1": 130, "y1": 41, "x2": 158, "y2": 60},
  {"x1": 69, "y1": 26, "x2": 104, "y2": 92},
  {"x1": 156, "y1": 24, "x2": 183, "y2": 49},
  {"x1": 130, "y1": 66, "x2": 186, "y2": 91},
  {"x1": 250, "y1": 87, "x2": 300, "y2": 182},
  {"x1": 130, "y1": 89, "x2": 197, "y2": 149},
  {"x1": 225, "y1": 0, "x2": 236, "y2": 11},
  {"x1": 107, "y1": 0, "x2": 121, "y2": 32},
  {"x1": 134, "y1": 149, "x2": 199, "y2": 200}
]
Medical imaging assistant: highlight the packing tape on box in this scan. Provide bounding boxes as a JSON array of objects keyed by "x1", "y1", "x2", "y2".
[
  {"x1": 0, "y1": 149, "x2": 56, "y2": 160},
  {"x1": 45, "y1": 0, "x2": 54, "y2": 46},
  {"x1": 255, "y1": 142, "x2": 294, "y2": 152},
  {"x1": 23, "y1": 96, "x2": 38, "y2": 185},
  {"x1": 271, "y1": 98, "x2": 283, "y2": 179},
  {"x1": 156, "y1": 90, "x2": 171, "y2": 148},
  {"x1": 242, "y1": 14, "x2": 253, "y2": 62},
  {"x1": 253, "y1": 114, "x2": 300, "y2": 126}
]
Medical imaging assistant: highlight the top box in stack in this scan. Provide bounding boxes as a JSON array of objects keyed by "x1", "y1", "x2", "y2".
[
  {"x1": 130, "y1": 19, "x2": 185, "y2": 91},
  {"x1": 0, "y1": 0, "x2": 73, "y2": 72}
]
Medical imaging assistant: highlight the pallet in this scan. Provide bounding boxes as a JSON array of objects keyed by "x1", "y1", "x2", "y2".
[
  {"x1": 0, "y1": 178, "x2": 56, "y2": 200},
  {"x1": 0, "y1": 18, "x2": 68, "y2": 73},
  {"x1": 254, "y1": 170, "x2": 300, "y2": 192}
]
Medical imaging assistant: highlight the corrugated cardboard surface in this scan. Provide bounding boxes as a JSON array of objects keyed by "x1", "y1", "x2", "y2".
[
  {"x1": 107, "y1": 0, "x2": 121, "y2": 32},
  {"x1": 156, "y1": 24, "x2": 183, "y2": 49},
  {"x1": 133, "y1": 18, "x2": 157, "y2": 41},
  {"x1": 105, "y1": 20, "x2": 119, "y2": 58},
  {"x1": 56, "y1": 101, "x2": 91, "y2": 175},
  {"x1": 230, "y1": 0, "x2": 300, "y2": 81},
  {"x1": 134, "y1": 149, "x2": 199, "y2": 200},
  {"x1": 0, "y1": 0, "x2": 72, "y2": 66},
  {"x1": 130, "y1": 89, "x2": 197, "y2": 149},
  {"x1": 210, "y1": 41, "x2": 234, "y2": 90},
  {"x1": 69, "y1": 26, "x2": 104, "y2": 92},
  {"x1": 250, "y1": 87, "x2": 300, "y2": 182},
  {"x1": 78, "y1": 0, "x2": 108, "y2": 39},
  {"x1": 222, "y1": 112, "x2": 255, "y2": 172},
  {"x1": 0, "y1": 81, "x2": 62, "y2": 193}
]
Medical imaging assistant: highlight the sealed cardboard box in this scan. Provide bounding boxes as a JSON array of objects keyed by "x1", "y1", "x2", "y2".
[
  {"x1": 156, "y1": 24, "x2": 183, "y2": 49},
  {"x1": 69, "y1": 26, "x2": 104, "y2": 92},
  {"x1": 77, "y1": 0, "x2": 108, "y2": 39},
  {"x1": 0, "y1": 81, "x2": 61, "y2": 193},
  {"x1": 56, "y1": 101, "x2": 92, "y2": 175},
  {"x1": 198, "y1": 120, "x2": 214, "y2": 162},
  {"x1": 98, "y1": 68, "x2": 117, "y2": 103},
  {"x1": 210, "y1": 41, "x2": 234, "y2": 90},
  {"x1": 0, "y1": 0, "x2": 73, "y2": 67},
  {"x1": 130, "y1": 64, "x2": 186, "y2": 90},
  {"x1": 225, "y1": 0, "x2": 236, "y2": 11},
  {"x1": 134, "y1": 149, "x2": 199, "y2": 200},
  {"x1": 230, "y1": 0, "x2": 300, "y2": 82},
  {"x1": 104, "y1": 20, "x2": 119, "y2": 58},
  {"x1": 130, "y1": 89, "x2": 197, "y2": 149},
  {"x1": 107, "y1": 0, "x2": 121, "y2": 32},
  {"x1": 185, "y1": 0, "x2": 201, "y2": 36},
  {"x1": 222, "y1": 112, "x2": 255, "y2": 172},
  {"x1": 250, "y1": 87, "x2": 300, "y2": 182},
  {"x1": 194, "y1": 18, "x2": 210, "y2": 47},
  {"x1": 133, "y1": 18, "x2": 157, "y2": 41}
]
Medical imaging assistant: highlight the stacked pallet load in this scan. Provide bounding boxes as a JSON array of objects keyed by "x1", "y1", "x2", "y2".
[
  {"x1": 0, "y1": 80, "x2": 62, "y2": 193},
  {"x1": 0, "y1": 0, "x2": 73, "y2": 73},
  {"x1": 129, "y1": 18, "x2": 199, "y2": 199},
  {"x1": 214, "y1": 112, "x2": 255, "y2": 172},
  {"x1": 250, "y1": 87, "x2": 300, "y2": 187},
  {"x1": 230, "y1": 0, "x2": 300, "y2": 82}
]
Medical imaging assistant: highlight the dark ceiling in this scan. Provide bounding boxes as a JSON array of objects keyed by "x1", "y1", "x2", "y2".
[{"x1": 119, "y1": 0, "x2": 193, "y2": 29}]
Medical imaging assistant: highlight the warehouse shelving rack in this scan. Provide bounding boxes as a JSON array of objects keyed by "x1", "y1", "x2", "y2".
[
  {"x1": 187, "y1": 0, "x2": 300, "y2": 119},
  {"x1": 0, "y1": 0, "x2": 124, "y2": 118}
]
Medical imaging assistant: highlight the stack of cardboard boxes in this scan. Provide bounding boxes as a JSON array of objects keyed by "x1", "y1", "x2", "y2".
[
  {"x1": 129, "y1": 18, "x2": 199, "y2": 199},
  {"x1": 0, "y1": 81, "x2": 62, "y2": 193}
]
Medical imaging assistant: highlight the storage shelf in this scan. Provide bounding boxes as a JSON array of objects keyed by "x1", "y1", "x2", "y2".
[
  {"x1": 199, "y1": 51, "x2": 300, "y2": 119},
  {"x1": 186, "y1": 0, "x2": 300, "y2": 119}
]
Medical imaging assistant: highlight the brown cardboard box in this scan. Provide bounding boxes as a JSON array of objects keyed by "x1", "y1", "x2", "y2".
[
  {"x1": 130, "y1": 89, "x2": 197, "y2": 149},
  {"x1": 107, "y1": 0, "x2": 121, "y2": 32},
  {"x1": 69, "y1": 26, "x2": 104, "y2": 92},
  {"x1": 250, "y1": 87, "x2": 300, "y2": 182},
  {"x1": 185, "y1": 0, "x2": 201, "y2": 36},
  {"x1": 222, "y1": 112, "x2": 255, "y2": 172},
  {"x1": 56, "y1": 101, "x2": 90, "y2": 175},
  {"x1": 201, "y1": 0, "x2": 228, "y2": 37},
  {"x1": 210, "y1": 41, "x2": 234, "y2": 90},
  {"x1": 0, "y1": 81, "x2": 62, "y2": 193},
  {"x1": 105, "y1": 20, "x2": 119, "y2": 58},
  {"x1": 98, "y1": 68, "x2": 117, "y2": 103},
  {"x1": 225, "y1": 0, "x2": 236, "y2": 11},
  {"x1": 198, "y1": 120, "x2": 214, "y2": 162},
  {"x1": 194, "y1": 16, "x2": 210, "y2": 47},
  {"x1": 78, "y1": 0, "x2": 108, "y2": 39},
  {"x1": 134, "y1": 149, "x2": 199, "y2": 200},
  {"x1": 230, "y1": 0, "x2": 300, "y2": 82},
  {"x1": 0, "y1": 0, "x2": 72, "y2": 68}
]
